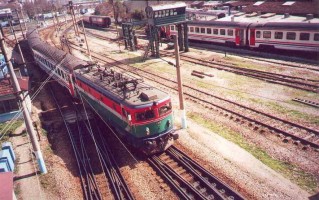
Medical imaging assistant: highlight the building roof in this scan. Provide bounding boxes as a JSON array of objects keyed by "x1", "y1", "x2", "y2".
[
  {"x1": 223, "y1": 0, "x2": 319, "y2": 16},
  {"x1": 0, "y1": 76, "x2": 29, "y2": 96},
  {"x1": 0, "y1": 172, "x2": 13, "y2": 200},
  {"x1": 0, "y1": 78, "x2": 13, "y2": 96}
]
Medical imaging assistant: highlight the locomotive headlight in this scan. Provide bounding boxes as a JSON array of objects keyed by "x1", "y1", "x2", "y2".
[{"x1": 146, "y1": 127, "x2": 150, "y2": 135}]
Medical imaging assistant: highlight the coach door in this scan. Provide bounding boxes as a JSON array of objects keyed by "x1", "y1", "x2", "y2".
[
  {"x1": 250, "y1": 29, "x2": 255, "y2": 46},
  {"x1": 235, "y1": 29, "x2": 244, "y2": 46}
]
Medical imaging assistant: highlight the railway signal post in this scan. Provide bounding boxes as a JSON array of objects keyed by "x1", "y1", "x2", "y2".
[
  {"x1": 0, "y1": 31, "x2": 48, "y2": 174},
  {"x1": 174, "y1": 35, "x2": 187, "y2": 129}
]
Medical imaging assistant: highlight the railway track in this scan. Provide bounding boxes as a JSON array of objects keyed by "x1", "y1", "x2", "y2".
[
  {"x1": 83, "y1": 29, "x2": 319, "y2": 93},
  {"x1": 63, "y1": 38, "x2": 319, "y2": 153},
  {"x1": 148, "y1": 146, "x2": 244, "y2": 200},
  {"x1": 48, "y1": 77, "x2": 134, "y2": 199},
  {"x1": 160, "y1": 51, "x2": 319, "y2": 93}
]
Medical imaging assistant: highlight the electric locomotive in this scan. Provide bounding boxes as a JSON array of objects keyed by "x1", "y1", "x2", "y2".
[{"x1": 27, "y1": 28, "x2": 177, "y2": 155}]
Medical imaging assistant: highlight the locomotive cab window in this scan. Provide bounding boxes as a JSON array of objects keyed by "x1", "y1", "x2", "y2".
[
  {"x1": 314, "y1": 33, "x2": 319, "y2": 41},
  {"x1": 136, "y1": 110, "x2": 155, "y2": 121},
  {"x1": 159, "y1": 102, "x2": 172, "y2": 116},
  {"x1": 220, "y1": 29, "x2": 225, "y2": 35},
  {"x1": 263, "y1": 31, "x2": 271, "y2": 39},
  {"x1": 300, "y1": 33, "x2": 310, "y2": 41},
  {"x1": 286, "y1": 32, "x2": 296, "y2": 40},
  {"x1": 256, "y1": 31, "x2": 261, "y2": 38},
  {"x1": 170, "y1": 26, "x2": 174, "y2": 31},
  {"x1": 275, "y1": 32, "x2": 283, "y2": 39}
]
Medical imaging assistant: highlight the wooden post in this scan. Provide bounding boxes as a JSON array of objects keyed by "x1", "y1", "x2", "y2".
[{"x1": 174, "y1": 35, "x2": 187, "y2": 129}]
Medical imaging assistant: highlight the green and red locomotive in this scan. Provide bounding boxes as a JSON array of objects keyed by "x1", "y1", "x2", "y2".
[{"x1": 27, "y1": 28, "x2": 178, "y2": 155}]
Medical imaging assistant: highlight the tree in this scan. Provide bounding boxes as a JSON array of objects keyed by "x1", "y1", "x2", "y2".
[{"x1": 131, "y1": 9, "x2": 145, "y2": 21}]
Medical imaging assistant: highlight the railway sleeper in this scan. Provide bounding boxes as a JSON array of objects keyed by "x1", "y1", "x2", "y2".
[
  {"x1": 302, "y1": 145, "x2": 310, "y2": 151},
  {"x1": 283, "y1": 136, "x2": 292, "y2": 143}
]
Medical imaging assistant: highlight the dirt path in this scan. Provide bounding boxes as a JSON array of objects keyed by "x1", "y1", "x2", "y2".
[{"x1": 11, "y1": 123, "x2": 47, "y2": 199}]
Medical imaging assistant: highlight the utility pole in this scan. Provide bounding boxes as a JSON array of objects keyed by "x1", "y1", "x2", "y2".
[
  {"x1": 51, "y1": 10, "x2": 58, "y2": 37},
  {"x1": 69, "y1": 1, "x2": 79, "y2": 36},
  {"x1": 19, "y1": 8, "x2": 28, "y2": 33},
  {"x1": 15, "y1": 9, "x2": 25, "y2": 40},
  {"x1": 174, "y1": 35, "x2": 187, "y2": 129},
  {"x1": 80, "y1": 20, "x2": 91, "y2": 60},
  {"x1": 6, "y1": 19, "x2": 27, "y2": 74},
  {"x1": 0, "y1": 31, "x2": 47, "y2": 174}
]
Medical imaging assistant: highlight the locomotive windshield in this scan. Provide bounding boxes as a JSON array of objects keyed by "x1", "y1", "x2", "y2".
[{"x1": 136, "y1": 110, "x2": 155, "y2": 121}]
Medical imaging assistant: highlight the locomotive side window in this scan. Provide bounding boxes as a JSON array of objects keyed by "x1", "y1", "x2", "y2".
[
  {"x1": 314, "y1": 33, "x2": 319, "y2": 41},
  {"x1": 263, "y1": 31, "x2": 271, "y2": 39},
  {"x1": 286, "y1": 32, "x2": 296, "y2": 40},
  {"x1": 159, "y1": 102, "x2": 172, "y2": 116},
  {"x1": 200, "y1": 28, "x2": 205, "y2": 34},
  {"x1": 227, "y1": 29, "x2": 233, "y2": 36},
  {"x1": 195, "y1": 27, "x2": 199, "y2": 33},
  {"x1": 220, "y1": 29, "x2": 225, "y2": 35},
  {"x1": 207, "y1": 28, "x2": 211, "y2": 34},
  {"x1": 122, "y1": 108, "x2": 127, "y2": 117},
  {"x1": 274, "y1": 32, "x2": 283, "y2": 39},
  {"x1": 190, "y1": 27, "x2": 194, "y2": 32},
  {"x1": 256, "y1": 31, "x2": 261, "y2": 38},
  {"x1": 300, "y1": 33, "x2": 310, "y2": 41},
  {"x1": 213, "y1": 29, "x2": 218, "y2": 35}
]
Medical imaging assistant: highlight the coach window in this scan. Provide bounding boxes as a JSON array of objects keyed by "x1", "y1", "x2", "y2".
[
  {"x1": 200, "y1": 28, "x2": 205, "y2": 34},
  {"x1": 195, "y1": 27, "x2": 200, "y2": 33},
  {"x1": 314, "y1": 33, "x2": 319, "y2": 41},
  {"x1": 286, "y1": 32, "x2": 296, "y2": 40},
  {"x1": 227, "y1": 29, "x2": 234, "y2": 36},
  {"x1": 207, "y1": 28, "x2": 212, "y2": 34},
  {"x1": 213, "y1": 29, "x2": 218, "y2": 35},
  {"x1": 220, "y1": 29, "x2": 225, "y2": 35},
  {"x1": 170, "y1": 9, "x2": 174, "y2": 16},
  {"x1": 274, "y1": 32, "x2": 283, "y2": 39},
  {"x1": 190, "y1": 27, "x2": 194, "y2": 32},
  {"x1": 256, "y1": 31, "x2": 261, "y2": 38},
  {"x1": 300, "y1": 33, "x2": 310, "y2": 41},
  {"x1": 166, "y1": 10, "x2": 169, "y2": 17},
  {"x1": 263, "y1": 31, "x2": 271, "y2": 39}
]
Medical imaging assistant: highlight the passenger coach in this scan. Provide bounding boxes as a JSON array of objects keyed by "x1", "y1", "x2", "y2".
[{"x1": 248, "y1": 22, "x2": 319, "y2": 52}]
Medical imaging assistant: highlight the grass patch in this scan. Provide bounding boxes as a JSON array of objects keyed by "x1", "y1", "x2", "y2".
[
  {"x1": 187, "y1": 112, "x2": 318, "y2": 192},
  {"x1": 41, "y1": 128, "x2": 48, "y2": 137},
  {"x1": 0, "y1": 120, "x2": 23, "y2": 142},
  {"x1": 266, "y1": 101, "x2": 319, "y2": 125}
]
